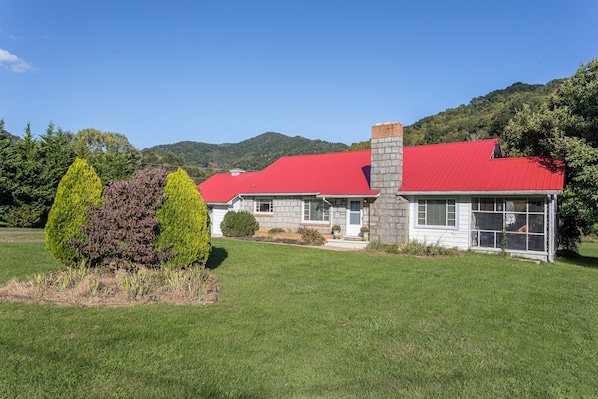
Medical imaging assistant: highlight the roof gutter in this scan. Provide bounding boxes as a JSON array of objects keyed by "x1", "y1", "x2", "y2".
[
  {"x1": 397, "y1": 190, "x2": 563, "y2": 196},
  {"x1": 318, "y1": 194, "x2": 379, "y2": 199}
]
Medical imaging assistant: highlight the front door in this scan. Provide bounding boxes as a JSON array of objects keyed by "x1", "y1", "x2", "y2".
[{"x1": 346, "y1": 200, "x2": 362, "y2": 237}]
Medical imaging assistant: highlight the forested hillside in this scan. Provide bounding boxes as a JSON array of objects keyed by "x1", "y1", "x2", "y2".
[
  {"x1": 403, "y1": 80, "x2": 563, "y2": 145},
  {"x1": 142, "y1": 132, "x2": 348, "y2": 174}
]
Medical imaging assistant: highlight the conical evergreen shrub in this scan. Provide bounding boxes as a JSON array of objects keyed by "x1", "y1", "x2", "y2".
[
  {"x1": 157, "y1": 168, "x2": 211, "y2": 268},
  {"x1": 45, "y1": 158, "x2": 103, "y2": 266}
]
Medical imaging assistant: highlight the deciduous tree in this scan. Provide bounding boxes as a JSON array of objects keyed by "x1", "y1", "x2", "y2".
[
  {"x1": 504, "y1": 59, "x2": 598, "y2": 250},
  {"x1": 73, "y1": 128, "x2": 141, "y2": 183}
]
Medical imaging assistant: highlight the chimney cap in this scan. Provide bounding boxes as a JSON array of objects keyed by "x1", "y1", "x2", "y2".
[{"x1": 372, "y1": 122, "x2": 403, "y2": 139}]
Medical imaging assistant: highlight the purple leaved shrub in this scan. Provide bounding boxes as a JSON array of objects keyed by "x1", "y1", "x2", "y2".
[{"x1": 71, "y1": 167, "x2": 176, "y2": 270}]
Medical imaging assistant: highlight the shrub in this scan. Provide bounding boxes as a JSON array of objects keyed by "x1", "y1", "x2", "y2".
[
  {"x1": 156, "y1": 168, "x2": 212, "y2": 269},
  {"x1": 298, "y1": 227, "x2": 325, "y2": 246},
  {"x1": 268, "y1": 227, "x2": 286, "y2": 234},
  {"x1": 71, "y1": 167, "x2": 175, "y2": 270},
  {"x1": 45, "y1": 158, "x2": 103, "y2": 266},
  {"x1": 4, "y1": 203, "x2": 44, "y2": 228},
  {"x1": 400, "y1": 239, "x2": 457, "y2": 256},
  {"x1": 220, "y1": 211, "x2": 259, "y2": 237},
  {"x1": 367, "y1": 239, "x2": 400, "y2": 254}
]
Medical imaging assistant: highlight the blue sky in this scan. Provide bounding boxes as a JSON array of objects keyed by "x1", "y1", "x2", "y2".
[{"x1": 1, "y1": 0, "x2": 596, "y2": 149}]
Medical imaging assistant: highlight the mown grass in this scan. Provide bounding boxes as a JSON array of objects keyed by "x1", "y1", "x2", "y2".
[
  {"x1": 0, "y1": 228, "x2": 46, "y2": 242},
  {"x1": 1, "y1": 239, "x2": 597, "y2": 398}
]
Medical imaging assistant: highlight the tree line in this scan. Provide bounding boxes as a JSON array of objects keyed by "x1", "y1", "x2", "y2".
[{"x1": 0, "y1": 123, "x2": 140, "y2": 228}]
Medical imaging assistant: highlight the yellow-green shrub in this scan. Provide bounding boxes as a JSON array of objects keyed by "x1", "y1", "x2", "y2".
[
  {"x1": 45, "y1": 158, "x2": 103, "y2": 266},
  {"x1": 156, "y1": 168, "x2": 211, "y2": 268}
]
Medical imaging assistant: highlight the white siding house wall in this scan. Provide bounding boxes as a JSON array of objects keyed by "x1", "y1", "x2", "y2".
[
  {"x1": 209, "y1": 205, "x2": 230, "y2": 237},
  {"x1": 406, "y1": 196, "x2": 471, "y2": 251}
]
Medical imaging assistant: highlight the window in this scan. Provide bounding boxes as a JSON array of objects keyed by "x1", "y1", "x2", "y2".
[
  {"x1": 303, "y1": 199, "x2": 330, "y2": 222},
  {"x1": 471, "y1": 197, "x2": 546, "y2": 252},
  {"x1": 254, "y1": 198, "x2": 273, "y2": 214},
  {"x1": 417, "y1": 199, "x2": 456, "y2": 227}
]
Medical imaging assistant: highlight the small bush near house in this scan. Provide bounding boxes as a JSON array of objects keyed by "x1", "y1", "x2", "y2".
[
  {"x1": 367, "y1": 239, "x2": 400, "y2": 254},
  {"x1": 268, "y1": 227, "x2": 286, "y2": 234},
  {"x1": 368, "y1": 239, "x2": 458, "y2": 256},
  {"x1": 400, "y1": 239, "x2": 458, "y2": 256},
  {"x1": 220, "y1": 211, "x2": 259, "y2": 237},
  {"x1": 297, "y1": 227, "x2": 325, "y2": 246}
]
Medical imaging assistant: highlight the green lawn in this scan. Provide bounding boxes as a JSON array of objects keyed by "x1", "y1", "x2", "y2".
[
  {"x1": 579, "y1": 239, "x2": 598, "y2": 258},
  {"x1": 1, "y1": 239, "x2": 597, "y2": 398}
]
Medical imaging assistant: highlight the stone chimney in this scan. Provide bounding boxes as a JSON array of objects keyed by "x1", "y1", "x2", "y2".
[{"x1": 370, "y1": 122, "x2": 409, "y2": 244}]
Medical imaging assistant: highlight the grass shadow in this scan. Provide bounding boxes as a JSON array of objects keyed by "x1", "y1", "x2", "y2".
[{"x1": 206, "y1": 246, "x2": 228, "y2": 270}]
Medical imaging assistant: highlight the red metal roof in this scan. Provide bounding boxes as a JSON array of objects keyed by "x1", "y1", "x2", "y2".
[
  {"x1": 399, "y1": 139, "x2": 565, "y2": 193},
  {"x1": 198, "y1": 139, "x2": 565, "y2": 203},
  {"x1": 198, "y1": 150, "x2": 377, "y2": 203}
]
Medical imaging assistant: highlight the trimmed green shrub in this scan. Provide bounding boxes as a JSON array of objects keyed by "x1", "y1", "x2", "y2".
[
  {"x1": 45, "y1": 158, "x2": 103, "y2": 266},
  {"x1": 297, "y1": 227, "x2": 325, "y2": 246},
  {"x1": 156, "y1": 168, "x2": 212, "y2": 269},
  {"x1": 220, "y1": 211, "x2": 259, "y2": 237}
]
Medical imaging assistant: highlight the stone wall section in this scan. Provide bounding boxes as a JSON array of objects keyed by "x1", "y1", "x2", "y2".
[{"x1": 238, "y1": 196, "x2": 329, "y2": 234}]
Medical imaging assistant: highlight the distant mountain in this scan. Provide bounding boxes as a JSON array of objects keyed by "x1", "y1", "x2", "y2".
[
  {"x1": 142, "y1": 132, "x2": 348, "y2": 178},
  {"x1": 142, "y1": 79, "x2": 565, "y2": 180}
]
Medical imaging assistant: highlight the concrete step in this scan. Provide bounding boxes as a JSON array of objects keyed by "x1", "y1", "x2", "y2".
[{"x1": 324, "y1": 238, "x2": 369, "y2": 250}]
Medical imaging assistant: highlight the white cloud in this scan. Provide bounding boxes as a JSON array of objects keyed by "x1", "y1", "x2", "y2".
[{"x1": 0, "y1": 48, "x2": 36, "y2": 72}]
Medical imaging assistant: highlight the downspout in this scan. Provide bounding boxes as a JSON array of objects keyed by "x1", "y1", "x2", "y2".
[
  {"x1": 550, "y1": 194, "x2": 558, "y2": 262},
  {"x1": 238, "y1": 195, "x2": 245, "y2": 211},
  {"x1": 322, "y1": 197, "x2": 333, "y2": 230}
]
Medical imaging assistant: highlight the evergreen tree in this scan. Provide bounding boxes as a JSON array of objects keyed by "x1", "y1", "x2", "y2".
[
  {"x1": 157, "y1": 168, "x2": 211, "y2": 269},
  {"x1": 5, "y1": 123, "x2": 45, "y2": 227},
  {"x1": 45, "y1": 158, "x2": 103, "y2": 266},
  {"x1": 0, "y1": 119, "x2": 17, "y2": 213},
  {"x1": 38, "y1": 123, "x2": 76, "y2": 225}
]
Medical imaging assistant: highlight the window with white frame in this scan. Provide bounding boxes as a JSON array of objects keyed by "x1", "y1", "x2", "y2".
[
  {"x1": 303, "y1": 198, "x2": 330, "y2": 222},
  {"x1": 417, "y1": 198, "x2": 456, "y2": 227},
  {"x1": 471, "y1": 197, "x2": 546, "y2": 252},
  {"x1": 254, "y1": 198, "x2": 273, "y2": 214}
]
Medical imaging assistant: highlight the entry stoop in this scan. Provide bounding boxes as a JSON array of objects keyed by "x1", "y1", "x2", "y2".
[{"x1": 324, "y1": 237, "x2": 369, "y2": 250}]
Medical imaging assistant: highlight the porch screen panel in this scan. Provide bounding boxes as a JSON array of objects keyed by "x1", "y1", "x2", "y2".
[{"x1": 471, "y1": 197, "x2": 547, "y2": 252}]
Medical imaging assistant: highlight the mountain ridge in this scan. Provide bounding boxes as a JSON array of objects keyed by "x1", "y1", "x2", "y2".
[{"x1": 142, "y1": 79, "x2": 565, "y2": 178}]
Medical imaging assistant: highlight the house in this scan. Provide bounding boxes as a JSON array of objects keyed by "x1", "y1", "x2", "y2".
[{"x1": 198, "y1": 122, "x2": 565, "y2": 261}]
